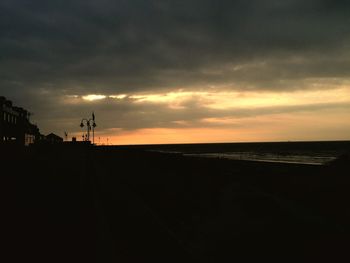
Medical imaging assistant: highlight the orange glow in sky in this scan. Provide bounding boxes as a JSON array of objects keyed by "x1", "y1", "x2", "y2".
[
  {"x1": 66, "y1": 84, "x2": 350, "y2": 145},
  {"x1": 82, "y1": 107, "x2": 350, "y2": 145}
]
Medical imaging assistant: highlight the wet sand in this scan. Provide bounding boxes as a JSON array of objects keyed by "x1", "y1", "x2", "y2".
[{"x1": 2, "y1": 144, "x2": 350, "y2": 262}]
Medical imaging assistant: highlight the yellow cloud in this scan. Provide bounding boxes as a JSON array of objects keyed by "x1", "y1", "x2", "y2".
[
  {"x1": 82, "y1": 94, "x2": 107, "y2": 101},
  {"x1": 109, "y1": 94, "x2": 127, "y2": 99},
  {"x1": 125, "y1": 86, "x2": 350, "y2": 110}
]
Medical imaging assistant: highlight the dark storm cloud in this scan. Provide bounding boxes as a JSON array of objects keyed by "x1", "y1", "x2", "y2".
[
  {"x1": 1, "y1": 0, "x2": 350, "y2": 92},
  {"x1": 1, "y1": 0, "x2": 350, "y2": 134}
]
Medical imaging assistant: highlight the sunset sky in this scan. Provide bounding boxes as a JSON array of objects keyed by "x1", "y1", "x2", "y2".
[{"x1": 1, "y1": 0, "x2": 350, "y2": 144}]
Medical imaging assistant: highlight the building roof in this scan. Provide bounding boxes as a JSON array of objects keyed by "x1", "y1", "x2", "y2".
[{"x1": 46, "y1": 133, "x2": 63, "y2": 141}]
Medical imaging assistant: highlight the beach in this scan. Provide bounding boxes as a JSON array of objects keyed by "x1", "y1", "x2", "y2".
[{"x1": 2, "y1": 144, "x2": 350, "y2": 262}]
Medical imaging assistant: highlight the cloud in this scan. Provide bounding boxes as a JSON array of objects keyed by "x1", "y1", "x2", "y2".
[
  {"x1": 2, "y1": 0, "x2": 350, "y2": 92},
  {"x1": 24, "y1": 87, "x2": 350, "y2": 136},
  {"x1": 1, "y1": 0, "x2": 350, "y2": 139}
]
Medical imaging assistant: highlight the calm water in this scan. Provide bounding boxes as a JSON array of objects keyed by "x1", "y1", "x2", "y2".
[
  {"x1": 126, "y1": 141, "x2": 350, "y2": 165},
  {"x1": 183, "y1": 152, "x2": 336, "y2": 165}
]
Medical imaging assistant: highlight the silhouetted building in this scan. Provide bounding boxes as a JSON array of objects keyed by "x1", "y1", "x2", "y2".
[
  {"x1": 46, "y1": 133, "x2": 63, "y2": 144},
  {"x1": 0, "y1": 96, "x2": 40, "y2": 146}
]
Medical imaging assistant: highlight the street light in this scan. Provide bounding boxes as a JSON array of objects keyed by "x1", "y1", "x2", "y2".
[{"x1": 80, "y1": 112, "x2": 97, "y2": 144}]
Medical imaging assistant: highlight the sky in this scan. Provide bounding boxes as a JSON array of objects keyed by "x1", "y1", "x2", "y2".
[{"x1": 1, "y1": 0, "x2": 350, "y2": 144}]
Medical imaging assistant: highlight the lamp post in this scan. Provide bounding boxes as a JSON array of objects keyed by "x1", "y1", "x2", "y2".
[{"x1": 80, "y1": 112, "x2": 97, "y2": 144}]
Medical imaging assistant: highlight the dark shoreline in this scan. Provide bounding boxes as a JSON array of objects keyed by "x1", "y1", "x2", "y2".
[
  {"x1": 2, "y1": 145, "x2": 350, "y2": 262},
  {"x1": 116, "y1": 140, "x2": 350, "y2": 153}
]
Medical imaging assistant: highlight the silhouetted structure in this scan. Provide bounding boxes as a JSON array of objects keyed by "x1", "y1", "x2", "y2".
[
  {"x1": 46, "y1": 133, "x2": 64, "y2": 144},
  {"x1": 0, "y1": 96, "x2": 40, "y2": 146},
  {"x1": 80, "y1": 112, "x2": 97, "y2": 144}
]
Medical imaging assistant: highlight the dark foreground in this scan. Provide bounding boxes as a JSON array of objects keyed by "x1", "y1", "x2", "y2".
[{"x1": 2, "y1": 144, "x2": 350, "y2": 262}]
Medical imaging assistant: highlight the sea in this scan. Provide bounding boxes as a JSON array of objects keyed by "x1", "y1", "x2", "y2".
[{"x1": 125, "y1": 141, "x2": 350, "y2": 165}]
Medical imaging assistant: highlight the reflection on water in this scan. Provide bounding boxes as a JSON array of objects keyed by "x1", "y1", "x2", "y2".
[
  {"x1": 140, "y1": 141, "x2": 349, "y2": 165},
  {"x1": 183, "y1": 152, "x2": 337, "y2": 165}
]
